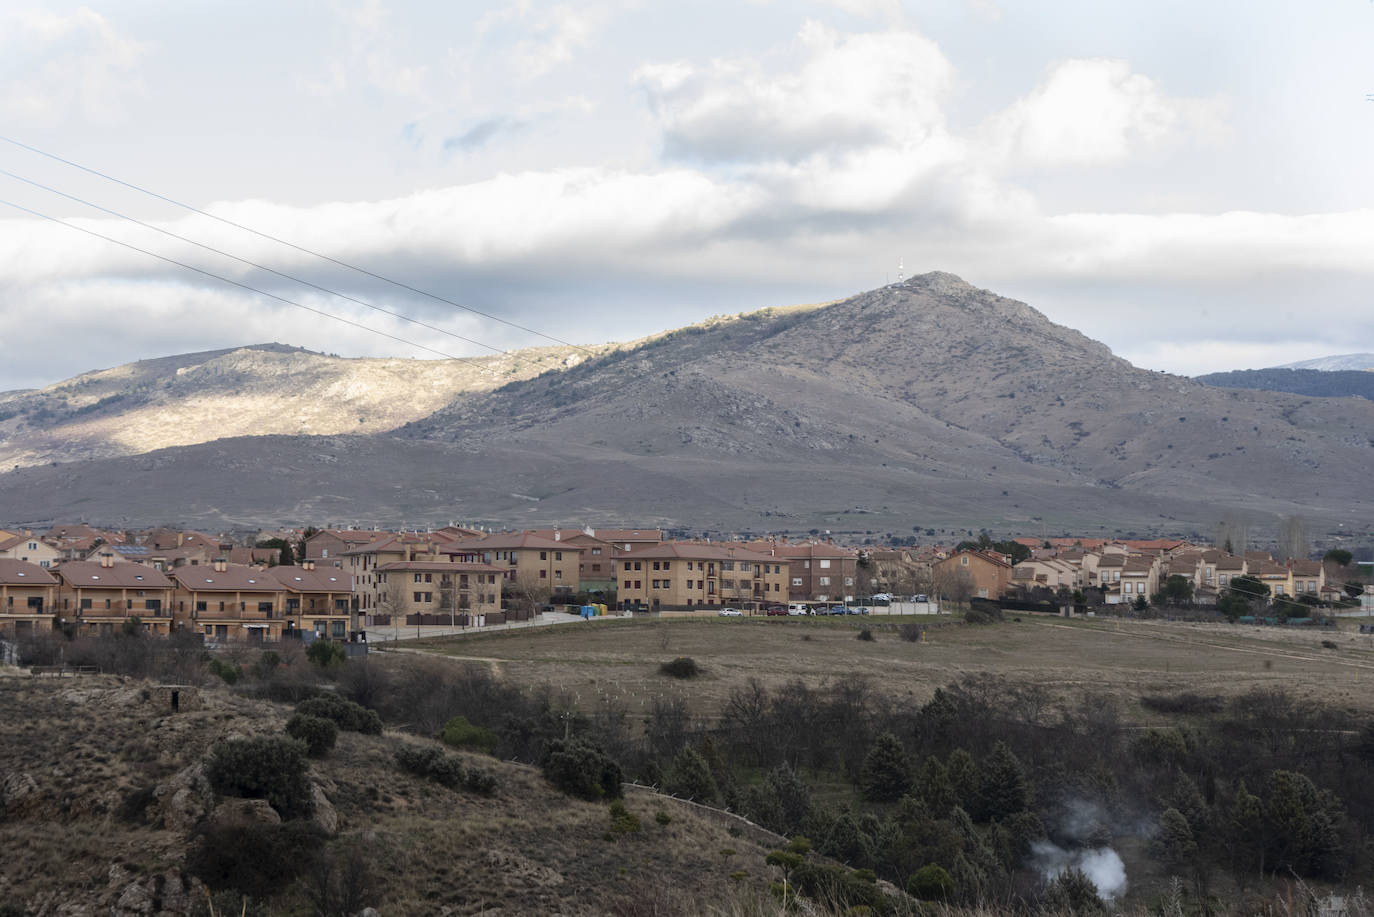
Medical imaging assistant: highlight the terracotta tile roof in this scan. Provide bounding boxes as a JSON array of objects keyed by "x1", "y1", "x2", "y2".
[
  {"x1": 170, "y1": 565, "x2": 286, "y2": 592},
  {"x1": 619, "y1": 542, "x2": 783, "y2": 564},
  {"x1": 0, "y1": 559, "x2": 58, "y2": 586},
  {"x1": 375, "y1": 561, "x2": 504, "y2": 574},
  {"x1": 449, "y1": 532, "x2": 584, "y2": 552},
  {"x1": 55, "y1": 561, "x2": 172, "y2": 589},
  {"x1": 265, "y1": 566, "x2": 354, "y2": 592},
  {"x1": 1287, "y1": 559, "x2": 1322, "y2": 576}
]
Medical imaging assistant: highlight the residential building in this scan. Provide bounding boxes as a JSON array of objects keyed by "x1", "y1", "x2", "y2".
[
  {"x1": 616, "y1": 542, "x2": 789, "y2": 610},
  {"x1": 0, "y1": 559, "x2": 58, "y2": 637},
  {"x1": 372, "y1": 559, "x2": 503, "y2": 621},
  {"x1": 265, "y1": 562, "x2": 355, "y2": 639},
  {"x1": 171, "y1": 560, "x2": 289, "y2": 643},
  {"x1": 750, "y1": 541, "x2": 859, "y2": 603},
  {"x1": 0, "y1": 532, "x2": 62, "y2": 568},
  {"x1": 449, "y1": 532, "x2": 584, "y2": 594},
  {"x1": 54, "y1": 557, "x2": 176, "y2": 636},
  {"x1": 304, "y1": 529, "x2": 395, "y2": 564},
  {"x1": 934, "y1": 549, "x2": 1013, "y2": 600}
]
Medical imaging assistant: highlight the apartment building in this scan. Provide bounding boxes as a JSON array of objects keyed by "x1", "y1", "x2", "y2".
[
  {"x1": 171, "y1": 560, "x2": 289, "y2": 642},
  {"x1": 934, "y1": 549, "x2": 1013, "y2": 600},
  {"x1": 617, "y1": 543, "x2": 789, "y2": 610},
  {"x1": 449, "y1": 532, "x2": 583, "y2": 594},
  {"x1": 266, "y1": 562, "x2": 355, "y2": 638},
  {"x1": 748, "y1": 541, "x2": 859, "y2": 603}
]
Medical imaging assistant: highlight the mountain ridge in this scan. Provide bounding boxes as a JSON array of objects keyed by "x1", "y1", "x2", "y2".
[{"x1": 2, "y1": 273, "x2": 1371, "y2": 536}]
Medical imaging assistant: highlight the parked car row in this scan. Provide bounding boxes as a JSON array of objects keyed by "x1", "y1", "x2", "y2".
[{"x1": 721, "y1": 604, "x2": 870, "y2": 617}]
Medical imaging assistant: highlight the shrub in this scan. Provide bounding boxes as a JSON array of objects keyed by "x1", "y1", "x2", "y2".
[
  {"x1": 296, "y1": 694, "x2": 383, "y2": 735},
  {"x1": 908, "y1": 864, "x2": 955, "y2": 902},
  {"x1": 186, "y1": 821, "x2": 325, "y2": 899},
  {"x1": 855, "y1": 628, "x2": 874, "y2": 642},
  {"x1": 655, "y1": 810, "x2": 672, "y2": 826},
  {"x1": 607, "y1": 800, "x2": 642, "y2": 838},
  {"x1": 440, "y1": 715, "x2": 498, "y2": 754},
  {"x1": 1140, "y1": 692, "x2": 1223, "y2": 715},
  {"x1": 964, "y1": 604, "x2": 1003, "y2": 625},
  {"x1": 285, "y1": 714, "x2": 338, "y2": 758},
  {"x1": 897, "y1": 623, "x2": 922, "y2": 643},
  {"x1": 204, "y1": 736, "x2": 314, "y2": 819},
  {"x1": 394, "y1": 743, "x2": 498, "y2": 795},
  {"x1": 541, "y1": 738, "x2": 623, "y2": 800},
  {"x1": 207, "y1": 658, "x2": 240, "y2": 685},
  {"x1": 305, "y1": 640, "x2": 347, "y2": 668},
  {"x1": 659, "y1": 657, "x2": 700, "y2": 679}
]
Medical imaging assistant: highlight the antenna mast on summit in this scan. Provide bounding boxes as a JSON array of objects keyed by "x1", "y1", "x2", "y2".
[{"x1": 896, "y1": 258, "x2": 904, "y2": 284}]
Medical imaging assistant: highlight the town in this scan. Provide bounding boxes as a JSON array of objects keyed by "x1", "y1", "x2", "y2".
[{"x1": 3, "y1": 522, "x2": 1370, "y2": 646}]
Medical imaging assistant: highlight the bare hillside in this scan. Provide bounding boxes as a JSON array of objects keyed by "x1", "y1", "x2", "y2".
[
  {"x1": 1, "y1": 273, "x2": 1371, "y2": 535},
  {"x1": 0, "y1": 341, "x2": 607, "y2": 469}
]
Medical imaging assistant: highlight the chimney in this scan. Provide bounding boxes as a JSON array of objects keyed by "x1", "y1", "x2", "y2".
[
  {"x1": 554, "y1": 527, "x2": 561, "y2": 542},
  {"x1": 99, "y1": 552, "x2": 114, "y2": 568},
  {"x1": 177, "y1": 532, "x2": 184, "y2": 547},
  {"x1": 213, "y1": 558, "x2": 227, "y2": 572}
]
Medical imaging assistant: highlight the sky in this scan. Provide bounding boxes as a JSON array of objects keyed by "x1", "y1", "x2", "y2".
[{"x1": 1, "y1": 0, "x2": 1372, "y2": 392}]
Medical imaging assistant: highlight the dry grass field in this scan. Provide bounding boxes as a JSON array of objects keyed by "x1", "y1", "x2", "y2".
[{"x1": 407, "y1": 612, "x2": 1374, "y2": 720}]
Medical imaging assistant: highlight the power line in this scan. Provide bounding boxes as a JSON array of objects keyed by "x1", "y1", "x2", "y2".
[
  {"x1": 0, "y1": 166, "x2": 506, "y2": 355},
  {"x1": 0, "y1": 196, "x2": 474, "y2": 363},
  {"x1": 0, "y1": 134, "x2": 593, "y2": 354}
]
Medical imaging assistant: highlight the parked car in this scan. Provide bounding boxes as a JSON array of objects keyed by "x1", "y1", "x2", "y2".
[
  {"x1": 718, "y1": 607, "x2": 742, "y2": 617},
  {"x1": 914, "y1": 594, "x2": 929, "y2": 603},
  {"x1": 787, "y1": 604, "x2": 810, "y2": 616},
  {"x1": 852, "y1": 606, "x2": 870, "y2": 615},
  {"x1": 765, "y1": 606, "x2": 788, "y2": 616},
  {"x1": 870, "y1": 593, "x2": 892, "y2": 602},
  {"x1": 827, "y1": 605, "x2": 847, "y2": 615}
]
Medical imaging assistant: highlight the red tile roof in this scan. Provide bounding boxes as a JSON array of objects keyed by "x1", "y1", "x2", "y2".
[{"x1": 55, "y1": 562, "x2": 172, "y2": 589}]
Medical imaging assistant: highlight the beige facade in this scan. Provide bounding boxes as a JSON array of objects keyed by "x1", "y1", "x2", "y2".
[
  {"x1": 0, "y1": 533, "x2": 62, "y2": 568},
  {"x1": 0, "y1": 559, "x2": 58, "y2": 637},
  {"x1": 55, "y1": 558, "x2": 176, "y2": 636},
  {"x1": 267, "y1": 563, "x2": 356, "y2": 638},
  {"x1": 451, "y1": 533, "x2": 584, "y2": 594},
  {"x1": 372, "y1": 560, "x2": 503, "y2": 620},
  {"x1": 617, "y1": 543, "x2": 789, "y2": 610},
  {"x1": 171, "y1": 561, "x2": 289, "y2": 642},
  {"x1": 934, "y1": 550, "x2": 1013, "y2": 600}
]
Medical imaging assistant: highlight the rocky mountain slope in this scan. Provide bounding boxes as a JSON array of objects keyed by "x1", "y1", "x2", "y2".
[
  {"x1": 0, "y1": 340, "x2": 605, "y2": 469},
  {"x1": 2, "y1": 273, "x2": 1371, "y2": 535}
]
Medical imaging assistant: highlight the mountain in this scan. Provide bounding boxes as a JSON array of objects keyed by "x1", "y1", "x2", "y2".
[
  {"x1": 0, "y1": 341, "x2": 607, "y2": 470},
  {"x1": 2, "y1": 273, "x2": 1372, "y2": 535},
  {"x1": 1278, "y1": 353, "x2": 1374, "y2": 371},
  {"x1": 1195, "y1": 368, "x2": 1374, "y2": 402}
]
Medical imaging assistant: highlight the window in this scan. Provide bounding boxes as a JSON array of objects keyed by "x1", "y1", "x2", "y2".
[
  {"x1": 634, "y1": 580, "x2": 642, "y2": 589},
  {"x1": 591, "y1": 564, "x2": 601, "y2": 572},
  {"x1": 634, "y1": 561, "x2": 643, "y2": 571},
  {"x1": 105, "y1": 598, "x2": 112, "y2": 609},
  {"x1": 819, "y1": 577, "x2": 830, "y2": 586},
  {"x1": 961, "y1": 556, "x2": 969, "y2": 566},
  {"x1": 555, "y1": 551, "x2": 562, "y2": 561},
  {"x1": 425, "y1": 573, "x2": 433, "y2": 583},
  {"x1": 332, "y1": 621, "x2": 346, "y2": 637},
  {"x1": 554, "y1": 570, "x2": 562, "y2": 580},
  {"x1": 414, "y1": 573, "x2": 423, "y2": 583},
  {"x1": 844, "y1": 577, "x2": 853, "y2": 586},
  {"x1": 624, "y1": 580, "x2": 632, "y2": 589},
  {"x1": 792, "y1": 577, "x2": 803, "y2": 586},
  {"x1": 80, "y1": 598, "x2": 91, "y2": 610},
  {"x1": 653, "y1": 561, "x2": 661, "y2": 571},
  {"x1": 539, "y1": 570, "x2": 547, "y2": 579},
  {"x1": 413, "y1": 592, "x2": 423, "y2": 602},
  {"x1": 196, "y1": 601, "x2": 207, "y2": 612},
  {"x1": 592, "y1": 548, "x2": 601, "y2": 555},
  {"x1": 819, "y1": 559, "x2": 831, "y2": 569},
  {"x1": 662, "y1": 562, "x2": 670, "y2": 571},
  {"x1": 804, "y1": 560, "x2": 811, "y2": 569},
  {"x1": 258, "y1": 601, "x2": 273, "y2": 612},
  {"x1": 540, "y1": 551, "x2": 547, "y2": 560},
  {"x1": 1220, "y1": 574, "x2": 1229, "y2": 585},
  {"x1": 721, "y1": 561, "x2": 735, "y2": 571}
]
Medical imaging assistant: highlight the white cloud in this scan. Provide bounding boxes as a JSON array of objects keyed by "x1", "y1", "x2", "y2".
[
  {"x1": 638, "y1": 21, "x2": 954, "y2": 165},
  {"x1": 0, "y1": 7, "x2": 147, "y2": 124},
  {"x1": 986, "y1": 58, "x2": 1223, "y2": 167},
  {"x1": 511, "y1": 3, "x2": 608, "y2": 80}
]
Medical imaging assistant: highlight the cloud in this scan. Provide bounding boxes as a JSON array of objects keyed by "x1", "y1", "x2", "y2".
[
  {"x1": 309, "y1": 0, "x2": 429, "y2": 99},
  {"x1": 0, "y1": 7, "x2": 148, "y2": 124},
  {"x1": 986, "y1": 58, "x2": 1224, "y2": 167},
  {"x1": 512, "y1": 3, "x2": 607, "y2": 79},
  {"x1": 638, "y1": 21, "x2": 954, "y2": 166}
]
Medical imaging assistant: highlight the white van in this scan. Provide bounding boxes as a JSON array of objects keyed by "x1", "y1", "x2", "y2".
[{"x1": 787, "y1": 603, "x2": 809, "y2": 616}]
